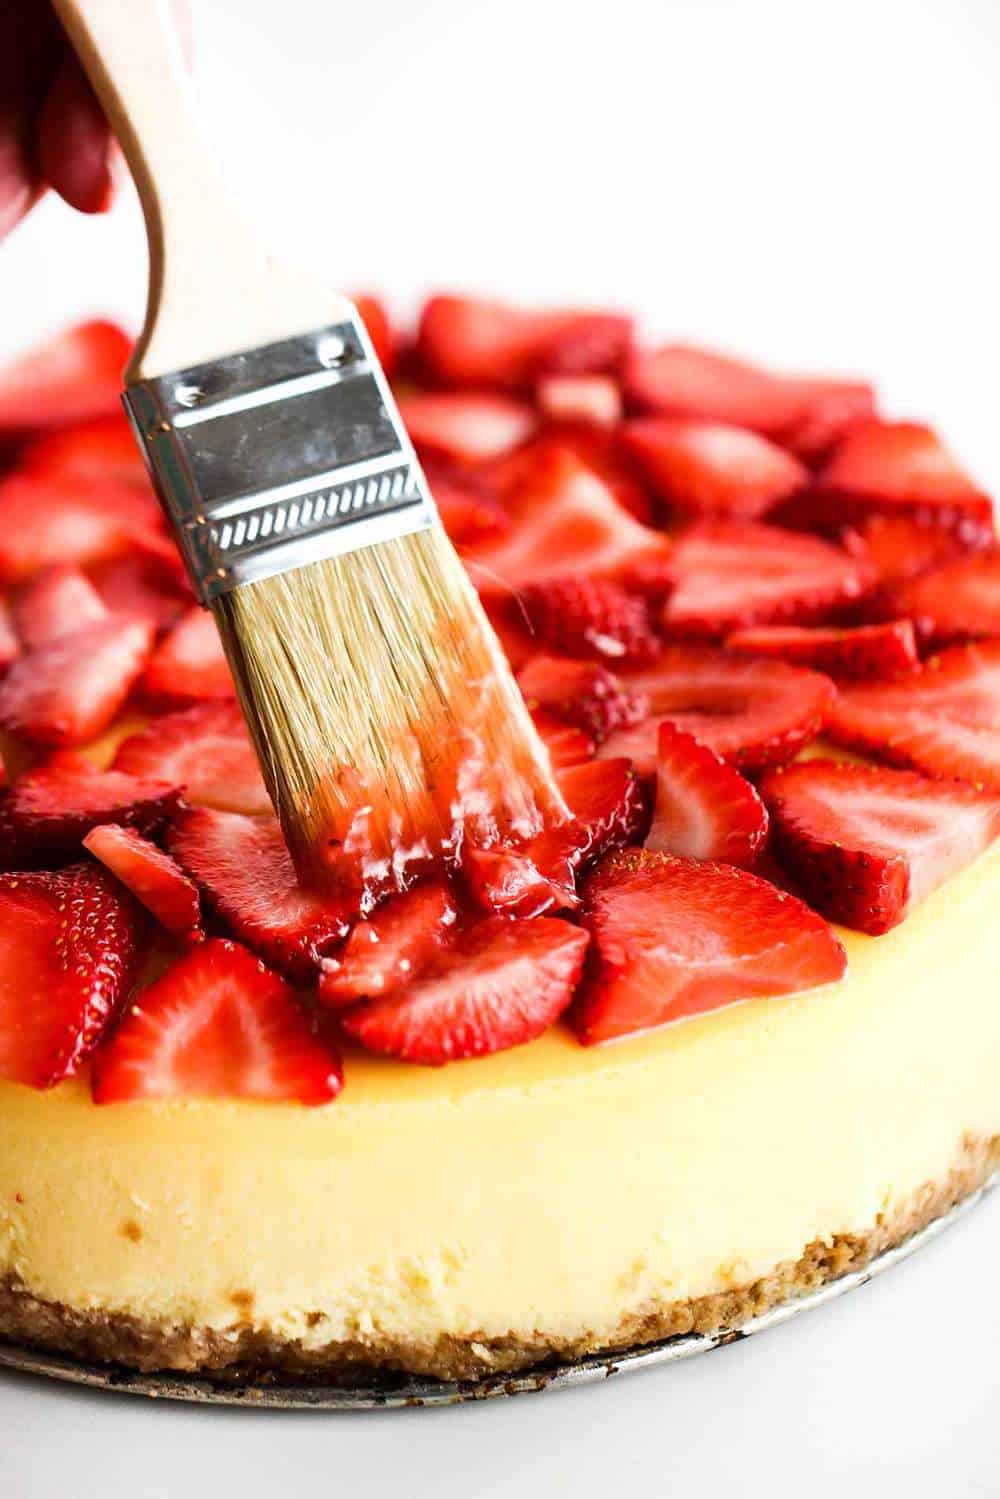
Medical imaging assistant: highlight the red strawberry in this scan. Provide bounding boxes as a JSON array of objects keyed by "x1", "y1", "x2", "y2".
[
  {"x1": 88, "y1": 553, "x2": 190, "y2": 632},
  {"x1": 624, "y1": 418, "x2": 807, "y2": 520},
  {"x1": 0, "y1": 616, "x2": 153, "y2": 746},
  {"x1": 20, "y1": 412, "x2": 148, "y2": 487},
  {"x1": 601, "y1": 647, "x2": 834, "y2": 774},
  {"x1": 352, "y1": 293, "x2": 397, "y2": 376},
  {"x1": 841, "y1": 512, "x2": 975, "y2": 590},
  {"x1": 724, "y1": 620, "x2": 919, "y2": 680},
  {"x1": 0, "y1": 322, "x2": 131, "y2": 430},
  {"x1": 532, "y1": 710, "x2": 596, "y2": 769},
  {"x1": 536, "y1": 374, "x2": 622, "y2": 427},
  {"x1": 423, "y1": 461, "x2": 510, "y2": 546},
  {"x1": 141, "y1": 606, "x2": 234, "y2": 706},
  {"x1": 0, "y1": 474, "x2": 161, "y2": 584},
  {"x1": 114, "y1": 701, "x2": 269, "y2": 815},
  {"x1": 622, "y1": 344, "x2": 876, "y2": 459},
  {"x1": 463, "y1": 842, "x2": 579, "y2": 919},
  {"x1": 0, "y1": 862, "x2": 145, "y2": 1088},
  {"x1": 896, "y1": 554, "x2": 1000, "y2": 647},
  {"x1": 91, "y1": 938, "x2": 342, "y2": 1105},
  {"x1": 518, "y1": 655, "x2": 649, "y2": 741},
  {"x1": 521, "y1": 577, "x2": 660, "y2": 664},
  {"x1": 555, "y1": 756, "x2": 646, "y2": 865},
  {"x1": 341, "y1": 915, "x2": 589, "y2": 1064},
  {"x1": 0, "y1": 750, "x2": 179, "y2": 865},
  {"x1": 647, "y1": 722, "x2": 768, "y2": 866},
  {"x1": 663, "y1": 520, "x2": 870, "y2": 638},
  {"x1": 760, "y1": 759, "x2": 1000, "y2": 934},
  {"x1": 83, "y1": 823, "x2": 201, "y2": 937},
  {"x1": 317, "y1": 882, "x2": 457, "y2": 1008},
  {"x1": 13, "y1": 566, "x2": 108, "y2": 650},
  {"x1": 463, "y1": 447, "x2": 672, "y2": 597},
  {"x1": 0, "y1": 601, "x2": 19, "y2": 672},
  {"x1": 399, "y1": 391, "x2": 537, "y2": 463},
  {"x1": 482, "y1": 431, "x2": 656, "y2": 524},
  {"x1": 167, "y1": 807, "x2": 352, "y2": 977},
  {"x1": 825, "y1": 640, "x2": 1000, "y2": 789},
  {"x1": 417, "y1": 295, "x2": 631, "y2": 390},
  {"x1": 781, "y1": 422, "x2": 995, "y2": 545},
  {"x1": 573, "y1": 849, "x2": 846, "y2": 1045}
]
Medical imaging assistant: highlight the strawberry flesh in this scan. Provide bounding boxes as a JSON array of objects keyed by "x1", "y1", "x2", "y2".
[
  {"x1": 13, "y1": 566, "x2": 108, "y2": 650},
  {"x1": 760, "y1": 759, "x2": 1000, "y2": 934},
  {"x1": 399, "y1": 391, "x2": 537, "y2": 463},
  {"x1": 536, "y1": 374, "x2": 622, "y2": 427},
  {"x1": 317, "y1": 881, "x2": 457, "y2": 1008},
  {"x1": 0, "y1": 615, "x2": 154, "y2": 746},
  {"x1": 114, "y1": 701, "x2": 270, "y2": 816},
  {"x1": 647, "y1": 722, "x2": 768, "y2": 867},
  {"x1": 141, "y1": 606, "x2": 234, "y2": 706},
  {"x1": 531, "y1": 710, "x2": 596, "y2": 769},
  {"x1": 417, "y1": 295, "x2": 631, "y2": 390},
  {"x1": 0, "y1": 601, "x2": 19, "y2": 672},
  {"x1": 724, "y1": 620, "x2": 919, "y2": 680},
  {"x1": 84, "y1": 823, "x2": 202, "y2": 937},
  {"x1": 0, "y1": 750, "x2": 180, "y2": 865},
  {"x1": 0, "y1": 321, "x2": 131, "y2": 430},
  {"x1": 896, "y1": 553, "x2": 1000, "y2": 647},
  {"x1": 0, "y1": 474, "x2": 161, "y2": 584},
  {"x1": 624, "y1": 417, "x2": 807, "y2": 520},
  {"x1": 91, "y1": 938, "x2": 342, "y2": 1105},
  {"x1": 573, "y1": 849, "x2": 846, "y2": 1045},
  {"x1": 520, "y1": 577, "x2": 660, "y2": 663},
  {"x1": 518, "y1": 655, "x2": 649, "y2": 741}
]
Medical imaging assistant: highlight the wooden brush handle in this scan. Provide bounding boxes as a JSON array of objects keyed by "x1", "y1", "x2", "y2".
[{"x1": 52, "y1": 0, "x2": 352, "y2": 381}]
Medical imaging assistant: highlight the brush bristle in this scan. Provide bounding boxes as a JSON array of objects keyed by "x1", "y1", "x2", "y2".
[{"x1": 212, "y1": 522, "x2": 567, "y2": 893}]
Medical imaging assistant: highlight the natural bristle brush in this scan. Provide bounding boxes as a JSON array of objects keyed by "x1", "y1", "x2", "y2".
[{"x1": 52, "y1": 0, "x2": 566, "y2": 897}]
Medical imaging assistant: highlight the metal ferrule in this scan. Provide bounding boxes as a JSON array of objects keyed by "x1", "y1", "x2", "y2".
[{"x1": 123, "y1": 312, "x2": 436, "y2": 604}]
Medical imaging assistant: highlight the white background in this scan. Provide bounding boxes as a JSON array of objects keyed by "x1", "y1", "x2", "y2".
[{"x1": 2, "y1": 0, "x2": 999, "y2": 1493}]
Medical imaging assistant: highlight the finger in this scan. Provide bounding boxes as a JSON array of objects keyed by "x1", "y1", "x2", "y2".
[{"x1": 36, "y1": 53, "x2": 114, "y2": 215}]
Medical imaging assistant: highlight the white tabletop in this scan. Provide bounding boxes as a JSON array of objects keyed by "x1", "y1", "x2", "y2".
[{"x1": 2, "y1": 0, "x2": 998, "y2": 1492}]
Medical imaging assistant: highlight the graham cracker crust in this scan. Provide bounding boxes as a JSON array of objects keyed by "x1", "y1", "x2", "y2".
[{"x1": 2, "y1": 1134, "x2": 997, "y2": 1383}]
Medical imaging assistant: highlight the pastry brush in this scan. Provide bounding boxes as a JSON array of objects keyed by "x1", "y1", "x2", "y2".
[{"x1": 52, "y1": 0, "x2": 565, "y2": 896}]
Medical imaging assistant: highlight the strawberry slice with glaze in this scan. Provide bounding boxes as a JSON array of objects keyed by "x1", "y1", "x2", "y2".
[
  {"x1": 663, "y1": 520, "x2": 871, "y2": 638},
  {"x1": 91, "y1": 938, "x2": 342, "y2": 1105},
  {"x1": 624, "y1": 418, "x2": 807, "y2": 520},
  {"x1": 114, "y1": 701, "x2": 270, "y2": 815},
  {"x1": 725, "y1": 620, "x2": 919, "y2": 680},
  {"x1": 841, "y1": 512, "x2": 975, "y2": 590},
  {"x1": 520, "y1": 577, "x2": 661, "y2": 664},
  {"x1": 13, "y1": 566, "x2": 108, "y2": 650},
  {"x1": 20, "y1": 412, "x2": 148, "y2": 486},
  {"x1": 88, "y1": 553, "x2": 190, "y2": 633},
  {"x1": 83, "y1": 823, "x2": 202, "y2": 937},
  {"x1": 341, "y1": 915, "x2": 589, "y2": 1064},
  {"x1": 600, "y1": 647, "x2": 835, "y2": 774},
  {"x1": 555, "y1": 756, "x2": 646, "y2": 865},
  {"x1": 417, "y1": 295, "x2": 632, "y2": 390},
  {"x1": 780, "y1": 422, "x2": 995, "y2": 545},
  {"x1": 0, "y1": 750, "x2": 180, "y2": 865},
  {"x1": 0, "y1": 474, "x2": 161, "y2": 584},
  {"x1": 536, "y1": 374, "x2": 622, "y2": 427},
  {"x1": 0, "y1": 615, "x2": 154, "y2": 747},
  {"x1": 317, "y1": 881, "x2": 457, "y2": 1008},
  {"x1": 141, "y1": 606, "x2": 234, "y2": 706},
  {"x1": 462, "y1": 842, "x2": 579, "y2": 919},
  {"x1": 518, "y1": 656, "x2": 649, "y2": 741},
  {"x1": 0, "y1": 862, "x2": 145, "y2": 1088},
  {"x1": 167, "y1": 807, "x2": 352, "y2": 977},
  {"x1": 352, "y1": 294, "x2": 397, "y2": 376},
  {"x1": 825, "y1": 640, "x2": 1000, "y2": 789},
  {"x1": 399, "y1": 391, "x2": 537, "y2": 463},
  {"x1": 573, "y1": 849, "x2": 846, "y2": 1045},
  {"x1": 423, "y1": 462, "x2": 510, "y2": 546},
  {"x1": 622, "y1": 343, "x2": 876, "y2": 460},
  {"x1": 0, "y1": 601, "x2": 19, "y2": 672},
  {"x1": 647, "y1": 722, "x2": 768, "y2": 866},
  {"x1": 482, "y1": 431, "x2": 655, "y2": 525},
  {"x1": 0, "y1": 321, "x2": 131, "y2": 430},
  {"x1": 531, "y1": 710, "x2": 595, "y2": 769},
  {"x1": 760, "y1": 759, "x2": 1000, "y2": 934},
  {"x1": 895, "y1": 554, "x2": 1000, "y2": 647}
]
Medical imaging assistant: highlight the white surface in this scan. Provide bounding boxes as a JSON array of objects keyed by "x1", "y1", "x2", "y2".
[{"x1": 2, "y1": 0, "x2": 998, "y2": 1493}]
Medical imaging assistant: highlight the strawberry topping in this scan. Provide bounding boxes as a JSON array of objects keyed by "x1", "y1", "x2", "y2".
[
  {"x1": 20, "y1": 412, "x2": 148, "y2": 487},
  {"x1": 841, "y1": 512, "x2": 974, "y2": 590},
  {"x1": 318, "y1": 882, "x2": 457, "y2": 1008},
  {"x1": 518, "y1": 655, "x2": 649, "y2": 742},
  {"x1": 0, "y1": 601, "x2": 20, "y2": 672},
  {"x1": 13, "y1": 566, "x2": 108, "y2": 650},
  {"x1": 417, "y1": 295, "x2": 631, "y2": 390},
  {"x1": 399, "y1": 391, "x2": 537, "y2": 463},
  {"x1": 0, "y1": 322, "x2": 131, "y2": 430},
  {"x1": 83, "y1": 823, "x2": 202, "y2": 937},
  {"x1": 0, "y1": 750, "x2": 179, "y2": 865},
  {"x1": 113, "y1": 701, "x2": 270, "y2": 816},
  {"x1": 536, "y1": 374, "x2": 622, "y2": 427},
  {"x1": 896, "y1": 553, "x2": 1000, "y2": 647},
  {"x1": 520, "y1": 577, "x2": 661, "y2": 663},
  {"x1": 0, "y1": 615, "x2": 154, "y2": 747},
  {"x1": 760, "y1": 760, "x2": 1000, "y2": 934},
  {"x1": 0, "y1": 474, "x2": 161, "y2": 584},
  {"x1": 647, "y1": 722, "x2": 768, "y2": 866},
  {"x1": 141, "y1": 606, "x2": 235, "y2": 706},
  {"x1": 724, "y1": 620, "x2": 919, "y2": 680},
  {"x1": 624, "y1": 418, "x2": 807, "y2": 520},
  {"x1": 531, "y1": 710, "x2": 596, "y2": 769}
]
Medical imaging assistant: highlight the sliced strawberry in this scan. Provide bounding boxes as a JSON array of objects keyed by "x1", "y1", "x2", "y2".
[
  {"x1": 13, "y1": 566, "x2": 108, "y2": 650},
  {"x1": 0, "y1": 601, "x2": 19, "y2": 672},
  {"x1": 341, "y1": 915, "x2": 589, "y2": 1064},
  {"x1": 20, "y1": 412, "x2": 148, "y2": 486},
  {"x1": 573, "y1": 849, "x2": 846, "y2": 1045},
  {"x1": 555, "y1": 756, "x2": 646, "y2": 865},
  {"x1": 647, "y1": 722, "x2": 768, "y2": 866},
  {"x1": 141, "y1": 606, "x2": 234, "y2": 706},
  {"x1": 521, "y1": 577, "x2": 661, "y2": 664},
  {"x1": 482, "y1": 430, "x2": 656, "y2": 524},
  {"x1": 536, "y1": 374, "x2": 622, "y2": 427},
  {"x1": 423, "y1": 461, "x2": 510, "y2": 546},
  {"x1": 114, "y1": 701, "x2": 269, "y2": 815},
  {"x1": 167, "y1": 807, "x2": 352, "y2": 977},
  {"x1": 623, "y1": 344, "x2": 876, "y2": 459},
  {"x1": 624, "y1": 418, "x2": 807, "y2": 520},
  {"x1": 0, "y1": 615, "x2": 153, "y2": 747},
  {"x1": 781, "y1": 422, "x2": 995, "y2": 545},
  {"x1": 760, "y1": 759, "x2": 1000, "y2": 934},
  {"x1": 83, "y1": 823, "x2": 201, "y2": 937},
  {"x1": 663, "y1": 520, "x2": 870, "y2": 638},
  {"x1": 724, "y1": 620, "x2": 919, "y2": 680},
  {"x1": 0, "y1": 322, "x2": 131, "y2": 431},
  {"x1": 317, "y1": 881, "x2": 457, "y2": 1008},
  {"x1": 399, "y1": 391, "x2": 537, "y2": 463},
  {"x1": 841, "y1": 512, "x2": 974, "y2": 590},
  {"x1": 518, "y1": 655, "x2": 649, "y2": 741},
  {"x1": 601, "y1": 647, "x2": 834, "y2": 774},
  {"x1": 825, "y1": 640, "x2": 1000, "y2": 789},
  {"x1": 352, "y1": 293, "x2": 397, "y2": 376},
  {"x1": 417, "y1": 295, "x2": 632, "y2": 390},
  {"x1": 532, "y1": 710, "x2": 595, "y2": 769},
  {"x1": 896, "y1": 554, "x2": 1000, "y2": 647},
  {"x1": 91, "y1": 938, "x2": 342, "y2": 1105},
  {"x1": 0, "y1": 862, "x2": 145, "y2": 1088},
  {"x1": 462, "y1": 842, "x2": 579, "y2": 919},
  {"x1": 463, "y1": 447, "x2": 672, "y2": 597},
  {"x1": 0, "y1": 474, "x2": 161, "y2": 584},
  {"x1": 87, "y1": 553, "x2": 189, "y2": 632},
  {"x1": 0, "y1": 750, "x2": 179, "y2": 865}
]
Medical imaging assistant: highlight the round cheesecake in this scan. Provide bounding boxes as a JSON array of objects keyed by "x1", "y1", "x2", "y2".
[{"x1": 3, "y1": 841, "x2": 998, "y2": 1380}]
